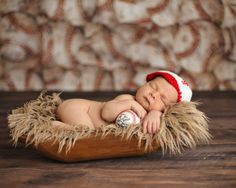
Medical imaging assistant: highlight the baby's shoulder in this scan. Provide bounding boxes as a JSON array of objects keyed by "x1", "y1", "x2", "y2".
[{"x1": 113, "y1": 94, "x2": 135, "y2": 101}]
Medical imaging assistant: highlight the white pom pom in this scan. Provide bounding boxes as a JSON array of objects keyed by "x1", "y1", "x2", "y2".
[{"x1": 115, "y1": 110, "x2": 140, "y2": 127}]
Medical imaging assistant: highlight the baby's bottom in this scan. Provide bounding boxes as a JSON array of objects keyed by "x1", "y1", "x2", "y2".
[{"x1": 53, "y1": 99, "x2": 95, "y2": 129}]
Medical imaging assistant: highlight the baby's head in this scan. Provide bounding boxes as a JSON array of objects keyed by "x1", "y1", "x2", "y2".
[{"x1": 135, "y1": 70, "x2": 192, "y2": 112}]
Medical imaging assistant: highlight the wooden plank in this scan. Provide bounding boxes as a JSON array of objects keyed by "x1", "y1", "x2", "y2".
[{"x1": 0, "y1": 142, "x2": 236, "y2": 187}]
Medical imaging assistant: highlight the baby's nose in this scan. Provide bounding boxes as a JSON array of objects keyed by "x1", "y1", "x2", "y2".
[
  {"x1": 150, "y1": 92, "x2": 155, "y2": 99},
  {"x1": 150, "y1": 91, "x2": 159, "y2": 99}
]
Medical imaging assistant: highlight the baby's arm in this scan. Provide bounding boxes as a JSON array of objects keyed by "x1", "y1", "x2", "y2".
[{"x1": 101, "y1": 94, "x2": 147, "y2": 123}]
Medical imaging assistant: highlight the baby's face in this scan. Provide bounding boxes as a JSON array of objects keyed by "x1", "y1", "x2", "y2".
[{"x1": 135, "y1": 77, "x2": 178, "y2": 112}]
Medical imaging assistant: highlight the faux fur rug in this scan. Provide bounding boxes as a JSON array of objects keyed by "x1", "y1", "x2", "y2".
[{"x1": 8, "y1": 91, "x2": 211, "y2": 154}]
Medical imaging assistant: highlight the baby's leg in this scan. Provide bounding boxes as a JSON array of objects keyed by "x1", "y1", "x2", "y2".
[{"x1": 55, "y1": 99, "x2": 95, "y2": 129}]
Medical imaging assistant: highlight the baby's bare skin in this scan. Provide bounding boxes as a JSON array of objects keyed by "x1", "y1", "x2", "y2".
[
  {"x1": 55, "y1": 99, "x2": 108, "y2": 128},
  {"x1": 53, "y1": 77, "x2": 178, "y2": 134}
]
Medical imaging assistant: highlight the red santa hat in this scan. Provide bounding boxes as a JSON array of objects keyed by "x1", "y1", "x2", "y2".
[{"x1": 146, "y1": 70, "x2": 192, "y2": 102}]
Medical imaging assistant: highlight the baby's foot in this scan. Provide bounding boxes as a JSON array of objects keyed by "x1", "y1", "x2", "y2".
[{"x1": 51, "y1": 120, "x2": 71, "y2": 130}]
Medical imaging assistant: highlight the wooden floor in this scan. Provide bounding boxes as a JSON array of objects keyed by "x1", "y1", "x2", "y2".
[{"x1": 0, "y1": 91, "x2": 236, "y2": 188}]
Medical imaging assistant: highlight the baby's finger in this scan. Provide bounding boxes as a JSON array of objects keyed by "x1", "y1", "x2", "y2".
[
  {"x1": 156, "y1": 120, "x2": 161, "y2": 132},
  {"x1": 147, "y1": 122, "x2": 153, "y2": 134},
  {"x1": 142, "y1": 121, "x2": 147, "y2": 134},
  {"x1": 152, "y1": 123, "x2": 157, "y2": 133}
]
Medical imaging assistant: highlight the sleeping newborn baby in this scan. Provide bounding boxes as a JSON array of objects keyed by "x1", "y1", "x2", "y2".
[{"x1": 52, "y1": 70, "x2": 192, "y2": 134}]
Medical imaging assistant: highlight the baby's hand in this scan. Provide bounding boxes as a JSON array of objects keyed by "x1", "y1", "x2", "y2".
[
  {"x1": 142, "y1": 110, "x2": 162, "y2": 134},
  {"x1": 130, "y1": 100, "x2": 147, "y2": 120}
]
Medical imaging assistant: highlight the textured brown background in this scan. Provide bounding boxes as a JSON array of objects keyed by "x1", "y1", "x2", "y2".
[{"x1": 0, "y1": 0, "x2": 236, "y2": 91}]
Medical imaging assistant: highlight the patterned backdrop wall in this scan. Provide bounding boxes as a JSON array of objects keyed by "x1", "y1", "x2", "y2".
[{"x1": 0, "y1": 0, "x2": 236, "y2": 91}]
